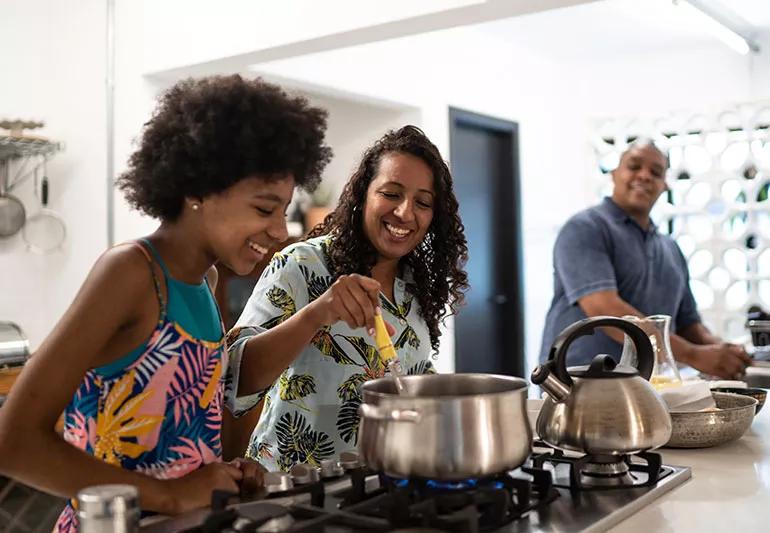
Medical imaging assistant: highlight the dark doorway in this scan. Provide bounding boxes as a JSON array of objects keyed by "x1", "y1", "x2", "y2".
[{"x1": 449, "y1": 108, "x2": 524, "y2": 377}]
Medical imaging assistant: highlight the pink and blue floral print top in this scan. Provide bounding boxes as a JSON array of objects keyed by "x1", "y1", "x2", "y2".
[{"x1": 55, "y1": 241, "x2": 245, "y2": 532}]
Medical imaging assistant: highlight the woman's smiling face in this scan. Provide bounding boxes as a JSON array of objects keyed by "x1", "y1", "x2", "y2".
[{"x1": 362, "y1": 152, "x2": 435, "y2": 263}]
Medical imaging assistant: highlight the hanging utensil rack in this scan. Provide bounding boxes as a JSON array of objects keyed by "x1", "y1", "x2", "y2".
[
  {"x1": 0, "y1": 136, "x2": 61, "y2": 160},
  {"x1": 0, "y1": 122, "x2": 63, "y2": 195}
]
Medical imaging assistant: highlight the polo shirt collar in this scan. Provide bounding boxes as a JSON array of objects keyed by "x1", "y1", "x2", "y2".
[{"x1": 600, "y1": 197, "x2": 658, "y2": 235}]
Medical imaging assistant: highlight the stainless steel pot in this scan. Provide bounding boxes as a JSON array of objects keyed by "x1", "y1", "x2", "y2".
[{"x1": 358, "y1": 373, "x2": 530, "y2": 480}]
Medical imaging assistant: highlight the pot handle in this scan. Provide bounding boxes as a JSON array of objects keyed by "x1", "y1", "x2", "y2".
[
  {"x1": 544, "y1": 316, "x2": 654, "y2": 386},
  {"x1": 359, "y1": 403, "x2": 421, "y2": 423}
]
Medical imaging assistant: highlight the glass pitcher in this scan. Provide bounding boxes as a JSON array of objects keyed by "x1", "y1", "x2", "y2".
[{"x1": 620, "y1": 314, "x2": 682, "y2": 390}]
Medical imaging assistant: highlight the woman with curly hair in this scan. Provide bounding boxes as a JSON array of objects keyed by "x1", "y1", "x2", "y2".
[
  {"x1": 0, "y1": 74, "x2": 332, "y2": 529},
  {"x1": 228, "y1": 125, "x2": 469, "y2": 471}
]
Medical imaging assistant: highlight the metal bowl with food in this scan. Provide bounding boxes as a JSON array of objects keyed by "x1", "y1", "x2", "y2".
[
  {"x1": 665, "y1": 392, "x2": 757, "y2": 448},
  {"x1": 711, "y1": 387, "x2": 767, "y2": 415}
]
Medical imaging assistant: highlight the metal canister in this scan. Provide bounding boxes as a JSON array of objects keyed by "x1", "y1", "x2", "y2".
[
  {"x1": 76, "y1": 484, "x2": 139, "y2": 533},
  {"x1": 0, "y1": 322, "x2": 30, "y2": 366}
]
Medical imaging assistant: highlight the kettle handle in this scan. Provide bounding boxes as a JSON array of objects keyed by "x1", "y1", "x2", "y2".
[{"x1": 546, "y1": 316, "x2": 654, "y2": 386}]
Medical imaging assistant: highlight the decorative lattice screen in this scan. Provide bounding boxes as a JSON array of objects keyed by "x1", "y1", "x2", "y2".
[{"x1": 591, "y1": 102, "x2": 770, "y2": 341}]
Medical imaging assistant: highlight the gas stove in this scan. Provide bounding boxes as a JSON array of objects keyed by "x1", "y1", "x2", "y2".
[{"x1": 141, "y1": 448, "x2": 691, "y2": 533}]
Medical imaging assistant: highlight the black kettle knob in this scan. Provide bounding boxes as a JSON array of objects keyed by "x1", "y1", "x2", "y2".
[{"x1": 543, "y1": 316, "x2": 654, "y2": 387}]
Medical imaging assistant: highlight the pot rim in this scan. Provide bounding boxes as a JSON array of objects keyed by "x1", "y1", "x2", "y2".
[{"x1": 360, "y1": 372, "x2": 528, "y2": 401}]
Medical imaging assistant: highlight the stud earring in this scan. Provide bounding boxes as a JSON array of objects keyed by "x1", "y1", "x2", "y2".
[{"x1": 191, "y1": 203, "x2": 200, "y2": 211}]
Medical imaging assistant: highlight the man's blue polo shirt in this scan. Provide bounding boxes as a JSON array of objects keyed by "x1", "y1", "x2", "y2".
[{"x1": 539, "y1": 197, "x2": 701, "y2": 366}]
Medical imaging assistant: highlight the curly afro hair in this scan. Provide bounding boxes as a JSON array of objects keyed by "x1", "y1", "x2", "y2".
[
  {"x1": 308, "y1": 125, "x2": 469, "y2": 354},
  {"x1": 117, "y1": 75, "x2": 332, "y2": 221}
]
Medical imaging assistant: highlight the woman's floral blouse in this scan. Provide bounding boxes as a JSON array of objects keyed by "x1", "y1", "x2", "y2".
[{"x1": 226, "y1": 236, "x2": 435, "y2": 472}]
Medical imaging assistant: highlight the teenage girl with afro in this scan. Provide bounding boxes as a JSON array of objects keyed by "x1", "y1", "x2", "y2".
[{"x1": 0, "y1": 75, "x2": 349, "y2": 529}]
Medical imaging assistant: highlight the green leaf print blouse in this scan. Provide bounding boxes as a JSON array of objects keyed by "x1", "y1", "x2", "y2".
[{"x1": 227, "y1": 236, "x2": 435, "y2": 472}]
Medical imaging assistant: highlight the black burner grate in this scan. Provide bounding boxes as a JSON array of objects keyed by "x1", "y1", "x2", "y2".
[
  {"x1": 191, "y1": 465, "x2": 561, "y2": 532},
  {"x1": 530, "y1": 444, "x2": 671, "y2": 492},
  {"x1": 328, "y1": 467, "x2": 559, "y2": 532}
]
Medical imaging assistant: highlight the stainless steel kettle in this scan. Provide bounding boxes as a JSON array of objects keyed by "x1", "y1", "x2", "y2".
[{"x1": 531, "y1": 316, "x2": 672, "y2": 455}]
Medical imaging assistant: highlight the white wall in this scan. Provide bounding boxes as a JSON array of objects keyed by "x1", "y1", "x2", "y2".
[
  {"x1": 569, "y1": 35, "x2": 770, "y2": 119},
  {"x1": 0, "y1": 0, "x2": 107, "y2": 350},
  {"x1": 113, "y1": 1, "x2": 171, "y2": 244},
  {"x1": 141, "y1": 0, "x2": 484, "y2": 75},
  {"x1": 141, "y1": 0, "x2": 596, "y2": 80}
]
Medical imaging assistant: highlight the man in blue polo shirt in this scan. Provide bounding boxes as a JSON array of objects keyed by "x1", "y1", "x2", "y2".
[{"x1": 539, "y1": 139, "x2": 752, "y2": 379}]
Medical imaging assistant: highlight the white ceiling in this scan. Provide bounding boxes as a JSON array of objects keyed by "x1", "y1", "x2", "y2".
[{"x1": 473, "y1": 0, "x2": 769, "y2": 60}]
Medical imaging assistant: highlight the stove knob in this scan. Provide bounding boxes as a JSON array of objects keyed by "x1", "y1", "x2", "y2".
[
  {"x1": 257, "y1": 515, "x2": 296, "y2": 533},
  {"x1": 263, "y1": 471, "x2": 294, "y2": 494},
  {"x1": 232, "y1": 517, "x2": 254, "y2": 531},
  {"x1": 339, "y1": 451, "x2": 361, "y2": 470},
  {"x1": 290, "y1": 463, "x2": 320, "y2": 485},
  {"x1": 319, "y1": 459, "x2": 344, "y2": 479}
]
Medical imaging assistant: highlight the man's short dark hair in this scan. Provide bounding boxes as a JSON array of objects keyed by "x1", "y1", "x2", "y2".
[{"x1": 618, "y1": 138, "x2": 669, "y2": 169}]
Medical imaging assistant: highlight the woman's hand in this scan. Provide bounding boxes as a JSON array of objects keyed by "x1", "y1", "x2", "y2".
[
  {"x1": 234, "y1": 275, "x2": 395, "y2": 397},
  {"x1": 307, "y1": 274, "x2": 383, "y2": 334},
  {"x1": 163, "y1": 462, "x2": 243, "y2": 515}
]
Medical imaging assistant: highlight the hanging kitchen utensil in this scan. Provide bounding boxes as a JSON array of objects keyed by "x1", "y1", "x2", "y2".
[
  {"x1": 22, "y1": 162, "x2": 66, "y2": 253},
  {"x1": 0, "y1": 159, "x2": 26, "y2": 237}
]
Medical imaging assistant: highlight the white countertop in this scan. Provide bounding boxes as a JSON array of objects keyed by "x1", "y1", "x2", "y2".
[{"x1": 611, "y1": 403, "x2": 770, "y2": 532}]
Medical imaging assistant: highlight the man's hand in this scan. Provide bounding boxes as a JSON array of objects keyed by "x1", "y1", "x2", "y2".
[{"x1": 688, "y1": 343, "x2": 753, "y2": 379}]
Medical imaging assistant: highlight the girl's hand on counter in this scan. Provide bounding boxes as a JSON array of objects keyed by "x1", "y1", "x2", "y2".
[
  {"x1": 306, "y1": 274, "x2": 382, "y2": 333},
  {"x1": 229, "y1": 457, "x2": 267, "y2": 498},
  {"x1": 163, "y1": 462, "x2": 243, "y2": 515}
]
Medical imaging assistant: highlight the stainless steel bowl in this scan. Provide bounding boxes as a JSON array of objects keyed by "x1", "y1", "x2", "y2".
[{"x1": 665, "y1": 392, "x2": 757, "y2": 448}]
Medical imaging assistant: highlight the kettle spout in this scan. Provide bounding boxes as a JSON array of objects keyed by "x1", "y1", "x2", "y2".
[{"x1": 531, "y1": 364, "x2": 571, "y2": 403}]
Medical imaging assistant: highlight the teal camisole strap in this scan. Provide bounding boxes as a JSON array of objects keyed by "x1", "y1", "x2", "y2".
[
  {"x1": 96, "y1": 239, "x2": 223, "y2": 376},
  {"x1": 138, "y1": 239, "x2": 222, "y2": 342},
  {"x1": 95, "y1": 241, "x2": 167, "y2": 376}
]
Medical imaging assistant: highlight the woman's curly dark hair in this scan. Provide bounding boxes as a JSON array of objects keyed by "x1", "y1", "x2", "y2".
[
  {"x1": 117, "y1": 75, "x2": 332, "y2": 220},
  {"x1": 308, "y1": 125, "x2": 468, "y2": 354}
]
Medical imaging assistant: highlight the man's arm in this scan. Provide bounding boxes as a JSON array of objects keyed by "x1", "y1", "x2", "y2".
[
  {"x1": 579, "y1": 290, "x2": 697, "y2": 362},
  {"x1": 579, "y1": 290, "x2": 751, "y2": 378},
  {"x1": 678, "y1": 321, "x2": 721, "y2": 346}
]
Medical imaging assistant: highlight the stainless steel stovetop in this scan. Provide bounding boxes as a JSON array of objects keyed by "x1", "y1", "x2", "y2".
[
  {"x1": 510, "y1": 465, "x2": 691, "y2": 532},
  {"x1": 141, "y1": 452, "x2": 691, "y2": 532}
]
